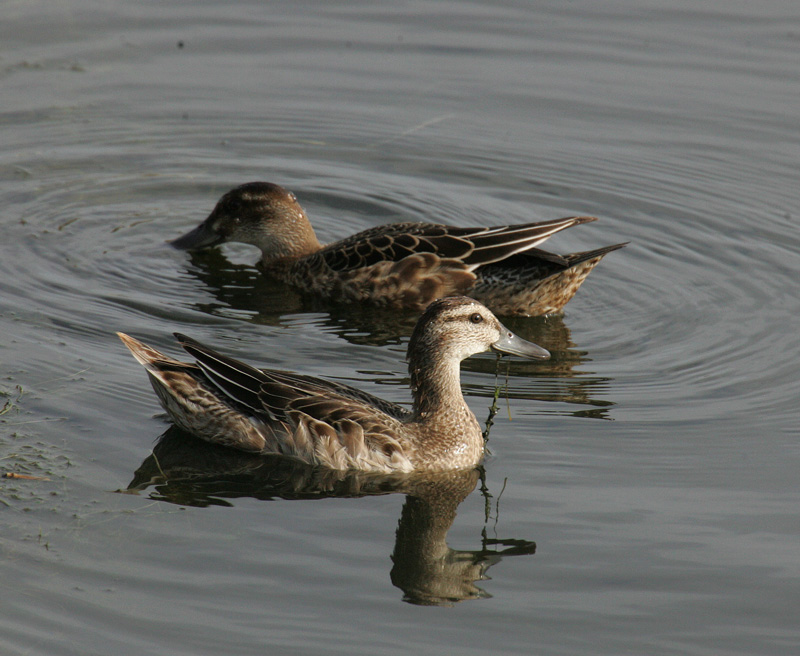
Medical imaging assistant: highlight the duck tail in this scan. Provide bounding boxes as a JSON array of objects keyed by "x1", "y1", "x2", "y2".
[
  {"x1": 117, "y1": 332, "x2": 185, "y2": 371},
  {"x1": 564, "y1": 242, "x2": 628, "y2": 266}
]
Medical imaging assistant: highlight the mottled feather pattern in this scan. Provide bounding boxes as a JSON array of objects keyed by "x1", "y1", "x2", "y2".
[
  {"x1": 474, "y1": 242, "x2": 627, "y2": 315},
  {"x1": 121, "y1": 333, "x2": 420, "y2": 471},
  {"x1": 282, "y1": 253, "x2": 475, "y2": 310},
  {"x1": 266, "y1": 216, "x2": 619, "y2": 313},
  {"x1": 313, "y1": 223, "x2": 476, "y2": 270},
  {"x1": 256, "y1": 370, "x2": 409, "y2": 419},
  {"x1": 119, "y1": 341, "x2": 269, "y2": 453},
  {"x1": 172, "y1": 333, "x2": 418, "y2": 468}
]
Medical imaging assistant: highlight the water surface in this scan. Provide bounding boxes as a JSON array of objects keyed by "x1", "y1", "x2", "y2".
[{"x1": 1, "y1": 1, "x2": 798, "y2": 655}]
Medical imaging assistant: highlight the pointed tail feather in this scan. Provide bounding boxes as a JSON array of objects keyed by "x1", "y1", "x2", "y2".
[
  {"x1": 117, "y1": 332, "x2": 183, "y2": 370},
  {"x1": 563, "y1": 242, "x2": 628, "y2": 266},
  {"x1": 174, "y1": 333, "x2": 267, "y2": 413}
]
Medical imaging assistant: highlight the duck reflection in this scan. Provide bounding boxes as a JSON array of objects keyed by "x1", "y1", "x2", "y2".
[
  {"x1": 182, "y1": 248, "x2": 419, "y2": 345},
  {"x1": 124, "y1": 427, "x2": 536, "y2": 606},
  {"x1": 180, "y1": 249, "x2": 304, "y2": 322},
  {"x1": 389, "y1": 473, "x2": 536, "y2": 605}
]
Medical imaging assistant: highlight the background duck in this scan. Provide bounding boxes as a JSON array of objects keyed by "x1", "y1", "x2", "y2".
[
  {"x1": 118, "y1": 296, "x2": 549, "y2": 473},
  {"x1": 171, "y1": 182, "x2": 626, "y2": 315}
]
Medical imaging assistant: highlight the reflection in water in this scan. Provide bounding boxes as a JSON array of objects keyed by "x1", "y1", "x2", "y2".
[
  {"x1": 182, "y1": 249, "x2": 304, "y2": 323},
  {"x1": 180, "y1": 250, "x2": 616, "y2": 418},
  {"x1": 495, "y1": 317, "x2": 617, "y2": 420},
  {"x1": 182, "y1": 249, "x2": 420, "y2": 345},
  {"x1": 390, "y1": 473, "x2": 536, "y2": 606},
  {"x1": 124, "y1": 428, "x2": 536, "y2": 606}
]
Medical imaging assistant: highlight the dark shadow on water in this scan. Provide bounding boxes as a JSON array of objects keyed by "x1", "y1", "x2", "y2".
[
  {"x1": 182, "y1": 249, "x2": 303, "y2": 324},
  {"x1": 123, "y1": 427, "x2": 537, "y2": 606},
  {"x1": 182, "y1": 249, "x2": 420, "y2": 345}
]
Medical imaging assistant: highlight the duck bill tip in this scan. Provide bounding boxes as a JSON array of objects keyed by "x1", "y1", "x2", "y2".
[
  {"x1": 491, "y1": 330, "x2": 550, "y2": 360},
  {"x1": 169, "y1": 223, "x2": 222, "y2": 250}
]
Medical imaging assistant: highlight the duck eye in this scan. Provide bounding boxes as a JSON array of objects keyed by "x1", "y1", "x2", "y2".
[{"x1": 469, "y1": 313, "x2": 483, "y2": 324}]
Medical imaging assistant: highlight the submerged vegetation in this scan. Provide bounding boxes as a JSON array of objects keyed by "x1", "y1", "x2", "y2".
[{"x1": 0, "y1": 384, "x2": 24, "y2": 417}]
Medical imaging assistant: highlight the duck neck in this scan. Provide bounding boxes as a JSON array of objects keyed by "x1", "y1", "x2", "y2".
[
  {"x1": 409, "y1": 351, "x2": 471, "y2": 423},
  {"x1": 260, "y1": 212, "x2": 322, "y2": 266},
  {"x1": 290, "y1": 225, "x2": 323, "y2": 258}
]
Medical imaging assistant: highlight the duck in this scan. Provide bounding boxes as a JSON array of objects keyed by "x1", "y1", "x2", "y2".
[
  {"x1": 118, "y1": 296, "x2": 550, "y2": 473},
  {"x1": 170, "y1": 182, "x2": 626, "y2": 315}
]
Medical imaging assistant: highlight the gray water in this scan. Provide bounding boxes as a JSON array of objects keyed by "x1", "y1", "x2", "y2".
[{"x1": 1, "y1": 1, "x2": 798, "y2": 654}]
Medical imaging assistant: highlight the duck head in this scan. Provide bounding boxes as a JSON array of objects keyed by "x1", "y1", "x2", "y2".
[
  {"x1": 408, "y1": 296, "x2": 550, "y2": 365},
  {"x1": 170, "y1": 182, "x2": 321, "y2": 262}
]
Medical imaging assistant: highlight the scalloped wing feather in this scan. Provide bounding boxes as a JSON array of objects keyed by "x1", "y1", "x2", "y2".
[
  {"x1": 309, "y1": 217, "x2": 596, "y2": 273},
  {"x1": 278, "y1": 218, "x2": 601, "y2": 309},
  {"x1": 288, "y1": 253, "x2": 477, "y2": 310}
]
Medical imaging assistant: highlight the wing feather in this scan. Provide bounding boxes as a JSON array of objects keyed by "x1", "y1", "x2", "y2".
[
  {"x1": 175, "y1": 333, "x2": 267, "y2": 412},
  {"x1": 313, "y1": 217, "x2": 597, "y2": 273}
]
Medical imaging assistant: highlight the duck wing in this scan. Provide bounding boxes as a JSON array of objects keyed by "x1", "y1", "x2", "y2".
[
  {"x1": 284, "y1": 218, "x2": 598, "y2": 310},
  {"x1": 314, "y1": 218, "x2": 597, "y2": 272},
  {"x1": 175, "y1": 334, "x2": 407, "y2": 418},
  {"x1": 175, "y1": 334, "x2": 415, "y2": 471}
]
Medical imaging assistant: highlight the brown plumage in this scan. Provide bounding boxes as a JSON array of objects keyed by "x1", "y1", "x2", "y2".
[
  {"x1": 171, "y1": 182, "x2": 626, "y2": 315},
  {"x1": 119, "y1": 297, "x2": 550, "y2": 473}
]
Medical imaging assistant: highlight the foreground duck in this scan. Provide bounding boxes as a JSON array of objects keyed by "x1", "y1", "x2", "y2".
[
  {"x1": 171, "y1": 182, "x2": 625, "y2": 315},
  {"x1": 119, "y1": 297, "x2": 549, "y2": 473}
]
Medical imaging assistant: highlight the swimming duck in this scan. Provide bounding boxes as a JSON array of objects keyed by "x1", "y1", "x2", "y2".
[
  {"x1": 171, "y1": 182, "x2": 625, "y2": 315},
  {"x1": 118, "y1": 296, "x2": 549, "y2": 473}
]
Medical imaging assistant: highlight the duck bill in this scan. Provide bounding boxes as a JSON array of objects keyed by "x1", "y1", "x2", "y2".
[
  {"x1": 170, "y1": 221, "x2": 223, "y2": 250},
  {"x1": 491, "y1": 324, "x2": 550, "y2": 360}
]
